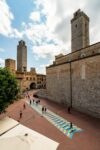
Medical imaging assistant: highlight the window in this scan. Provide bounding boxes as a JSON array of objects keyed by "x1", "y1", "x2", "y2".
[
  {"x1": 23, "y1": 67, "x2": 26, "y2": 72},
  {"x1": 75, "y1": 24, "x2": 77, "y2": 28}
]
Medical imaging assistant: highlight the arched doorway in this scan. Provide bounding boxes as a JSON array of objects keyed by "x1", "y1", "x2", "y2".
[{"x1": 30, "y1": 82, "x2": 36, "y2": 89}]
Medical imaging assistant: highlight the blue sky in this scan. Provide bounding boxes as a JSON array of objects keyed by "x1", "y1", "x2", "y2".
[{"x1": 0, "y1": 0, "x2": 100, "y2": 74}]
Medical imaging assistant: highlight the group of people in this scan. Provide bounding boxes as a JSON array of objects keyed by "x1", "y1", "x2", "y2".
[
  {"x1": 29, "y1": 99, "x2": 40, "y2": 105},
  {"x1": 23, "y1": 92, "x2": 73, "y2": 128},
  {"x1": 36, "y1": 99, "x2": 40, "y2": 105},
  {"x1": 27, "y1": 92, "x2": 47, "y2": 114},
  {"x1": 42, "y1": 106, "x2": 47, "y2": 114}
]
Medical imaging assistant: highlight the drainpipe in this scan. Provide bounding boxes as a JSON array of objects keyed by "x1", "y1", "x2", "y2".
[{"x1": 69, "y1": 62, "x2": 72, "y2": 108}]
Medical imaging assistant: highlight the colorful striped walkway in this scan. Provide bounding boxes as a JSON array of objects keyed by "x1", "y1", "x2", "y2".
[{"x1": 27, "y1": 101, "x2": 82, "y2": 139}]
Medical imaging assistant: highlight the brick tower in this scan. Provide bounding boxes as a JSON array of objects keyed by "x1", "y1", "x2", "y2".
[
  {"x1": 5, "y1": 59, "x2": 16, "y2": 73},
  {"x1": 17, "y1": 40, "x2": 27, "y2": 72},
  {"x1": 71, "y1": 9, "x2": 89, "y2": 52}
]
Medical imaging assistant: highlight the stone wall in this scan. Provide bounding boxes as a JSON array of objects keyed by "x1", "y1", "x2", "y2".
[
  {"x1": 46, "y1": 64, "x2": 71, "y2": 104},
  {"x1": 46, "y1": 55, "x2": 100, "y2": 118},
  {"x1": 54, "y1": 42, "x2": 100, "y2": 66},
  {"x1": 72, "y1": 55, "x2": 100, "y2": 118}
]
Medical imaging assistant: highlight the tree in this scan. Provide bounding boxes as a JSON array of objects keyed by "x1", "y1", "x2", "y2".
[{"x1": 0, "y1": 68, "x2": 19, "y2": 113}]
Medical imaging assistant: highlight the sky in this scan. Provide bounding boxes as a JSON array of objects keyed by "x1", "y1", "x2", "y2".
[{"x1": 0, "y1": 0, "x2": 100, "y2": 74}]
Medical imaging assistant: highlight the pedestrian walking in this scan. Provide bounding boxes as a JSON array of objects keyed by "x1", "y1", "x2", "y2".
[
  {"x1": 36, "y1": 100, "x2": 39, "y2": 105},
  {"x1": 23, "y1": 103, "x2": 26, "y2": 109},
  {"x1": 44, "y1": 107, "x2": 47, "y2": 113},
  {"x1": 68, "y1": 106, "x2": 71, "y2": 114},
  {"x1": 33, "y1": 99, "x2": 34, "y2": 103},
  {"x1": 20, "y1": 110, "x2": 22, "y2": 118},
  {"x1": 30, "y1": 100, "x2": 32, "y2": 105},
  {"x1": 42, "y1": 106, "x2": 44, "y2": 114},
  {"x1": 38, "y1": 99, "x2": 40, "y2": 104},
  {"x1": 70, "y1": 122, "x2": 73, "y2": 129}
]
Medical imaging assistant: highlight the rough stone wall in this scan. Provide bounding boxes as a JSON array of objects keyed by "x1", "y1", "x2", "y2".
[
  {"x1": 54, "y1": 42, "x2": 100, "y2": 66},
  {"x1": 72, "y1": 55, "x2": 100, "y2": 118},
  {"x1": 46, "y1": 64, "x2": 71, "y2": 105},
  {"x1": 46, "y1": 55, "x2": 100, "y2": 118}
]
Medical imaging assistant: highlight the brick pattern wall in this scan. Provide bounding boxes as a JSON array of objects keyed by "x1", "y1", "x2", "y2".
[
  {"x1": 46, "y1": 55, "x2": 100, "y2": 118},
  {"x1": 72, "y1": 56, "x2": 100, "y2": 118},
  {"x1": 46, "y1": 64, "x2": 71, "y2": 104}
]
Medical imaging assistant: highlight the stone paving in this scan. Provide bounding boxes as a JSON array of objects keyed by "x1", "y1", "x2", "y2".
[{"x1": 0, "y1": 90, "x2": 100, "y2": 150}]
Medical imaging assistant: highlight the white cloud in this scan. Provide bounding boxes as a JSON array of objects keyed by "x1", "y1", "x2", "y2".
[
  {"x1": 23, "y1": 11, "x2": 70, "y2": 61},
  {"x1": 0, "y1": 0, "x2": 23, "y2": 38},
  {"x1": 35, "y1": 0, "x2": 87, "y2": 44},
  {"x1": 0, "y1": 0, "x2": 13, "y2": 36},
  {"x1": 30, "y1": 11, "x2": 40, "y2": 22},
  {"x1": 36, "y1": 64, "x2": 46, "y2": 74},
  {"x1": 32, "y1": 44, "x2": 68, "y2": 59},
  {"x1": 23, "y1": 0, "x2": 86, "y2": 63},
  {"x1": 10, "y1": 28, "x2": 23, "y2": 38},
  {"x1": 0, "y1": 58, "x2": 5, "y2": 67},
  {"x1": 24, "y1": 0, "x2": 100, "y2": 66},
  {"x1": 35, "y1": 0, "x2": 100, "y2": 45},
  {"x1": 23, "y1": 23, "x2": 48, "y2": 44}
]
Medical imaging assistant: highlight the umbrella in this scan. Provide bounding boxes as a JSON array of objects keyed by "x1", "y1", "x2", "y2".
[
  {"x1": 0, "y1": 133, "x2": 34, "y2": 150},
  {"x1": 0, "y1": 133, "x2": 58, "y2": 150},
  {"x1": 0, "y1": 117, "x2": 59, "y2": 150}
]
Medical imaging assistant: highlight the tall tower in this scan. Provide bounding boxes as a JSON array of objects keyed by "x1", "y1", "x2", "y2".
[
  {"x1": 71, "y1": 9, "x2": 89, "y2": 52},
  {"x1": 5, "y1": 59, "x2": 16, "y2": 74},
  {"x1": 17, "y1": 40, "x2": 27, "y2": 72}
]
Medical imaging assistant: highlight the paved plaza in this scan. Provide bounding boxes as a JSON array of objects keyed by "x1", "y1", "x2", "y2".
[
  {"x1": 0, "y1": 90, "x2": 100, "y2": 150},
  {"x1": 26, "y1": 100, "x2": 82, "y2": 139}
]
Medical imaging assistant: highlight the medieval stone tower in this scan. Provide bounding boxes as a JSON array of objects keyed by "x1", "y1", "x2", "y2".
[
  {"x1": 71, "y1": 9, "x2": 90, "y2": 52},
  {"x1": 5, "y1": 59, "x2": 16, "y2": 73},
  {"x1": 17, "y1": 40, "x2": 27, "y2": 72}
]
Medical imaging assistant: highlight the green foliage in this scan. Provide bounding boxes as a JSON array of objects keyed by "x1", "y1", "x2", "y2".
[{"x1": 0, "y1": 68, "x2": 19, "y2": 113}]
